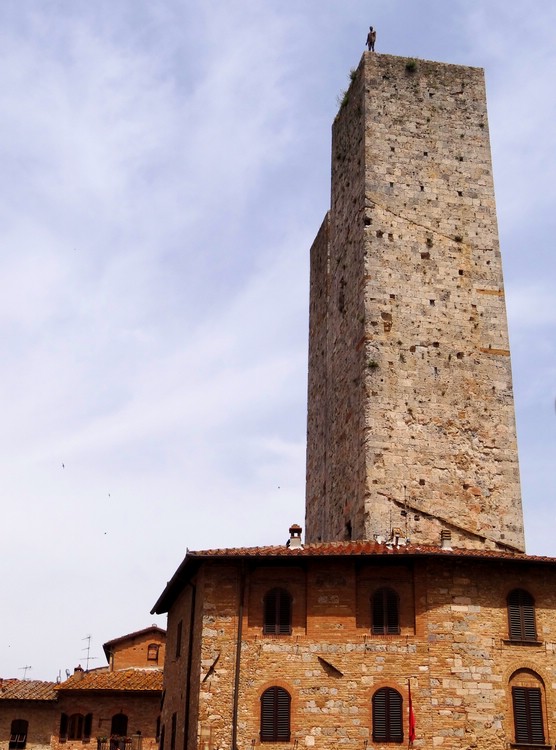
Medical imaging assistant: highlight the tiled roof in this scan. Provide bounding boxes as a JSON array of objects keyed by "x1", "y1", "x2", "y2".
[
  {"x1": 152, "y1": 539, "x2": 556, "y2": 615},
  {"x1": 103, "y1": 625, "x2": 166, "y2": 651},
  {"x1": 0, "y1": 680, "x2": 57, "y2": 701},
  {"x1": 57, "y1": 669, "x2": 163, "y2": 692}
]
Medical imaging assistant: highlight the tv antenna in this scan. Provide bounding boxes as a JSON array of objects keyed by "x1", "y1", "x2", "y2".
[
  {"x1": 19, "y1": 665, "x2": 32, "y2": 680},
  {"x1": 82, "y1": 635, "x2": 98, "y2": 671}
]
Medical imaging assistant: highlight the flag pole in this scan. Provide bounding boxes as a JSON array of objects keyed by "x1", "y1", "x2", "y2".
[{"x1": 408, "y1": 678, "x2": 416, "y2": 747}]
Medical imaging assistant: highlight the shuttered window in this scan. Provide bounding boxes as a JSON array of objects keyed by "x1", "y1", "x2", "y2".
[
  {"x1": 9, "y1": 719, "x2": 28, "y2": 749},
  {"x1": 512, "y1": 687, "x2": 545, "y2": 744},
  {"x1": 372, "y1": 687, "x2": 403, "y2": 743},
  {"x1": 372, "y1": 588, "x2": 400, "y2": 635},
  {"x1": 260, "y1": 687, "x2": 291, "y2": 742},
  {"x1": 507, "y1": 589, "x2": 537, "y2": 641},
  {"x1": 66, "y1": 714, "x2": 92, "y2": 740},
  {"x1": 263, "y1": 588, "x2": 292, "y2": 635}
]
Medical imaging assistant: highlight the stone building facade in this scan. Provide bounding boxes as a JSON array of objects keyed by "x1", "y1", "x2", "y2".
[
  {"x1": 153, "y1": 538, "x2": 556, "y2": 750},
  {"x1": 152, "y1": 52, "x2": 551, "y2": 750}
]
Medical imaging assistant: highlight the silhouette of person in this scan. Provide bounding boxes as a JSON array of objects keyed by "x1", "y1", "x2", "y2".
[{"x1": 366, "y1": 26, "x2": 376, "y2": 52}]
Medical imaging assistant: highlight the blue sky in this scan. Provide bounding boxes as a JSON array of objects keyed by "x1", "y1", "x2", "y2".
[{"x1": 1, "y1": 1, "x2": 555, "y2": 680}]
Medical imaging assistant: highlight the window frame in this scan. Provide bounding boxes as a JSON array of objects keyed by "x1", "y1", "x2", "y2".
[
  {"x1": 260, "y1": 686, "x2": 291, "y2": 743},
  {"x1": 263, "y1": 588, "x2": 292, "y2": 635},
  {"x1": 372, "y1": 687, "x2": 404, "y2": 743},
  {"x1": 147, "y1": 643, "x2": 160, "y2": 662}
]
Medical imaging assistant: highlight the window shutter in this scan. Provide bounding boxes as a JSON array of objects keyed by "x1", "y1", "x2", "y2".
[
  {"x1": 508, "y1": 596, "x2": 522, "y2": 640},
  {"x1": 386, "y1": 590, "x2": 400, "y2": 634},
  {"x1": 264, "y1": 589, "x2": 291, "y2": 635},
  {"x1": 278, "y1": 592, "x2": 292, "y2": 635},
  {"x1": 372, "y1": 589, "x2": 400, "y2": 635},
  {"x1": 372, "y1": 592, "x2": 385, "y2": 635},
  {"x1": 372, "y1": 689, "x2": 387, "y2": 740},
  {"x1": 508, "y1": 589, "x2": 536, "y2": 641},
  {"x1": 388, "y1": 689, "x2": 403, "y2": 742},
  {"x1": 84, "y1": 715, "x2": 93, "y2": 740},
  {"x1": 276, "y1": 688, "x2": 291, "y2": 740},
  {"x1": 373, "y1": 688, "x2": 403, "y2": 743},
  {"x1": 261, "y1": 687, "x2": 291, "y2": 742},
  {"x1": 260, "y1": 689, "x2": 275, "y2": 740},
  {"x1": 528, "y1": 688, "x2": 545, "y2": 744},
  {"x1": 513, "y1": 687, "x2": 545, "y2": 744},
  {"x1": 522, "y1": 602, "x2": 537, "y2": 641},
  {"x1": 59, "y1": 714, "x2": 68, "y2": 739}
]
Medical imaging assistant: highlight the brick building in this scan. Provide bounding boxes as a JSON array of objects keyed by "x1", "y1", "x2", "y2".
[
  {"x1": 0, "y1": 627, "x2": 165, "y2": 750},
  {"x1": 152, "y1": 53, "x2": 555, "y2": 750}
]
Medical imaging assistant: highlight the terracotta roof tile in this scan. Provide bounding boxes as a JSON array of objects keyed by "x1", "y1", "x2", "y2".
[
  {"x1": 56, "y1": 669, "x2": 163, "y2": 692},
  {"x1": 187, "y1": 539, "x2": 552, "y2": 562},
  {"x1": 152, "y1": 539, "x2": 556, "y2": 615},
  {"x1": 0, "y1": 680, "x2": 57, "y2": 701}
]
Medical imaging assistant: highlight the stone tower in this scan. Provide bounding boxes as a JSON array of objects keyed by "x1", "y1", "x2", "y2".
[{"x1": 305, "y1": 53, "x2": 524, "y2": 552}]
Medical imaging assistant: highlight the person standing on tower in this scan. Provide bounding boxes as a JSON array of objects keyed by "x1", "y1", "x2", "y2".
[{"x1": 366, "y1": 25, "x2": 376, "y2": 52}]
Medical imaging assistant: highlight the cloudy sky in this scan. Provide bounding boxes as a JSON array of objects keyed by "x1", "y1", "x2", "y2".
[{"x1": 1, "y1": 0, "x2": 554, "y2": 680}]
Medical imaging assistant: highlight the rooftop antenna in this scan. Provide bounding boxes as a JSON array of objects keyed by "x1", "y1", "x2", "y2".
[
  {"x1": 81, "y1": 635, "x2": 97, "y2": 671},
  {"x1": 19, "y1": 665, "x2": 32, "y2": 680}
]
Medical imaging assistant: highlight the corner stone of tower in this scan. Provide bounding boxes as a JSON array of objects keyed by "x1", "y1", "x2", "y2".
[{"x1": 305, "y1": 52, "x2": 525, "y2": 554}]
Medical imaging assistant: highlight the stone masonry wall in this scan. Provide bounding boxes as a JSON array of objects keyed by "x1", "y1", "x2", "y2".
[
  {"x1": 111, "y1": 633, "x2": 166, "y2": 671},
  {"x1": 305, "y1": 53, "x2": 524, "y2": 552},
  {"x1": 175, "y1": 557, "x2": 556, "y2": 750}
]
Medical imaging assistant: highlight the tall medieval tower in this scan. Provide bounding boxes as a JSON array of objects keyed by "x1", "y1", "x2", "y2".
[{"x1": 305, "y1": 53, "x2": 524, "y2": 552}]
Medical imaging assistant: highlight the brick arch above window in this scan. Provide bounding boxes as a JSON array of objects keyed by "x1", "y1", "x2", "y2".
[{"x1": 509, "y1": 669, "x2": 547, "y2": 746}]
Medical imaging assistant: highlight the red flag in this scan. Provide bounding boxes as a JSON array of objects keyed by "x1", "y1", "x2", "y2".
[{"x1": 408, "y1": 679, "x2": 416, "y2": 745}]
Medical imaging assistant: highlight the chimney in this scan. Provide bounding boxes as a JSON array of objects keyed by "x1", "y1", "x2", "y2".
[
  {"x1": 440, "y1": 529, "x2": 452, "y2": 550},
  {"x1": 287, "y1": 524, "x2": 303, "y2": 549},
  {"x1": 73, "y1": 665, "x2": 85, "y2": 681}
]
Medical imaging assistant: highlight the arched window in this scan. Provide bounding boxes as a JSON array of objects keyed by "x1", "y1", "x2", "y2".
[
  {"x1": 9, "y1": 719, "x2": 28, "y2": 749},
  {"x1": 510, "y1": 669, "x2": 546, "y2": 745},
  {"x1": 260, "y1": 687, "x2": 291, "y2": 742},
  {"x1": 111, "y1": 714, "x2": 128, "y2": 737},
  {"x1": 507, "y1": 589, "x2": 537, "y2": 641},
  {"x1": 372, "y1": 687, "x2": 403, "y2": 743},
  {"x1": 372, "y1": 587, "x2": 400, "y2": 635},
  {"x1": 147, "y1": 643, "x2": 160, "y2": 662},
  {"x1": 263, "y1": 588, "x2": 292, "y2": 635}
]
